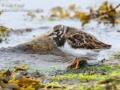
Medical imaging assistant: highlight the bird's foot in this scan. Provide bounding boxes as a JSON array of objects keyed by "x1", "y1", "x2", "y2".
[
  {"x1": 73, "y1": 58, "x2": 80, "y2": 70},
  {"x1": 73, "y1": 66, "x2": 79, "y2": 70},
  {"x1": 66, "y1": 64, "x2": 72, "y2": 68},
  {"x1": 66, "y1": 58, "x2": 77, "y2": 69}
]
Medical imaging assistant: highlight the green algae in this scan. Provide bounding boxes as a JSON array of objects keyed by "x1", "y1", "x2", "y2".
[{"x1": 50, "y1": 64, "x2": 120, "y2": 90}]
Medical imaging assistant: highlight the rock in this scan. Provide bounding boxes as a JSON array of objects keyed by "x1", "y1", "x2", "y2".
[
  {"x1": 117, "y1": 30, "x2": 120, "y2": 32},
  {"x1": 15, "y1": 30, "x2": 65, "y2": 55},
  {"x1": 0, "y1": 38, "x2": 2, "y2": 43}
]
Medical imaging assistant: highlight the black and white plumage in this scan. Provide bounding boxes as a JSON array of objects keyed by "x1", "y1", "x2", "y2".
[{"x1": 48, "y1": 25, "x2": 111, "y2": 69}]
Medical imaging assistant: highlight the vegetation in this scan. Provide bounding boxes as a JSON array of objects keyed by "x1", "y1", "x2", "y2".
[
  {"x1": 25, "y1": 1, "x2": 120, "y2": 27},
  {"x1": 0, "y1": 63, "x2": 120, "y2": 90}
]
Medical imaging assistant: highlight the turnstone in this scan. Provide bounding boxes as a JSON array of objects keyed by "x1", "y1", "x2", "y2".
[{"x1": 48, "y1": 25, "x2": 111, "y2": 69}]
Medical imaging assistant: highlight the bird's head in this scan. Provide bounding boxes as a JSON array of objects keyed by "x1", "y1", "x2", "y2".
[{"x1": 48, "y1": 25, "x2": 67, "y2": 39}]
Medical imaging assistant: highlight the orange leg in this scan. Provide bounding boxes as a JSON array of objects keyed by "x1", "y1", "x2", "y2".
[
  {"x1": 73, "y1": 58, "x2": 80, "y2": 69},
  {"x1": 66, "y1": 58, "x2": 77, "y2": 68}
]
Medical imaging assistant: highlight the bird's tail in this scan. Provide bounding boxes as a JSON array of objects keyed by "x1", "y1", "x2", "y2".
[{"x1": 101, "y1": 43, "x2": 111, "y2": 49}]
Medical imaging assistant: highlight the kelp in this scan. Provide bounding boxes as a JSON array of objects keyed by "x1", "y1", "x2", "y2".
[
  {"x1": 0, "y1": 64, "x2": 45, "y2": 89},
  {"x1": 49, "y1": 1, "x2": 120, "y2": 26},
  {"x1": 0, "y1": 26, "x2": 12, "y2": 36},
  {"x1": 0, "y1": 64, "x2": 120, "y2": 90}
]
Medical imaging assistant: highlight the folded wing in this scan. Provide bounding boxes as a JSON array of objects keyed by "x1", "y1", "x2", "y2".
[{"x1": 65, "y1": 29, "x2": 111, "y2": 49}]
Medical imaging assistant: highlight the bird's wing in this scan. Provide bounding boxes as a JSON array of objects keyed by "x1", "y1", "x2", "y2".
[{"x1": 65, "y1": 29, "x2": 111, "y2": 49}]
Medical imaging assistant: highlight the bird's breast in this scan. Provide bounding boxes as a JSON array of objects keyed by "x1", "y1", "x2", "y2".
[{"x1": 58, "y1": 41, "x2": 96, "y2": 57}]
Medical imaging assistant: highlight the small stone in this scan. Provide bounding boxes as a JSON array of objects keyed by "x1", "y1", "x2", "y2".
[
  {"x1": 117, "y1": 30, "x2": 120, "y2": 32},
  {"x1": 0, "y1": 38, "x2": 2, "y2": 43}
]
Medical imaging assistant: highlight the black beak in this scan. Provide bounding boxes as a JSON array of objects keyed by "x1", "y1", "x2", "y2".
[{"x1": 47, "y1": 32, "x2": 54, "y2": 37}]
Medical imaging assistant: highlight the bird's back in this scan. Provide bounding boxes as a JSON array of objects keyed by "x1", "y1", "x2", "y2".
[{"x1": 64, "y1": 26, "x2": 111, "y2": 50}]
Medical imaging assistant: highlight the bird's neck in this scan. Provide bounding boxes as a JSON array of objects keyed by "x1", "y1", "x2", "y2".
[{"x1": 53, "y1": 35, "x2": 66, "y2": 47}]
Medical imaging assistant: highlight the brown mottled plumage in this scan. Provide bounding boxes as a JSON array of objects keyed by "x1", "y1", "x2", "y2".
[
  {"x1": 48, "y1": 25, "x2": 111, "y2": 69},
  {"x1": 65, "y1": 26, "x2": 111, "y2": 49}
]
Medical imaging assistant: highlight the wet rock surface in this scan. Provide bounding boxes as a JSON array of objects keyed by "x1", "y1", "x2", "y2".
[
  {"x1": 0, "y1": 45, "x2": 120, "y2": 74},
  {"x1": 0, "y1": 47, "x2": 68, "y2": 70}
]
